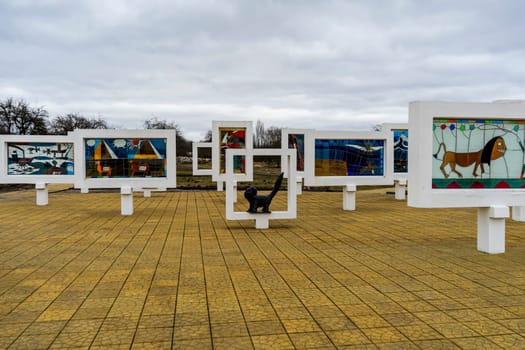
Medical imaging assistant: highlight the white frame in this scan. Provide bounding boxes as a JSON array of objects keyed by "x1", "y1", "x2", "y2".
[
  {"x1": 225, "y1": 148, "x2": 297, "y2": 228},
  {"x1": 192, "y1": 142, "x2": 213, "y2": 176},
  {"x1": 408, "y1": 101, "x2": 525, "y2": 208},
  {"x1": 382, "y1": 123, "x2": 408, "y2": 182},
  {"x1": 280, "y1": 128, "x2": 311, "y2": 179},
  {"x1": 0, "y1": 135, "x2": 76, "y2": 184},
  {"x1": 211, "y1": 121, "x2": 253, "y2": 182},
  {"x1": 304, "y1": 129, "x2": 393, "y2": 187},
  {"x1": 72, "y1": 129, "x2": 176, "y2": 189}
]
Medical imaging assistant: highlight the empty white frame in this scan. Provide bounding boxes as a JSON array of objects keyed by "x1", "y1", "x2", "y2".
[
  {"x1": 192, "y1": 142, "x2": 213, "y2": 176},
  {"x1": 225, "y1": 148, "x2": 297, "y2": 229}
]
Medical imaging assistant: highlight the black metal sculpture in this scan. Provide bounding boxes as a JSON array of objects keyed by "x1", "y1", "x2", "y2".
[{"x1": 244, "y1": 172, "x2": 284, "y2": 213}]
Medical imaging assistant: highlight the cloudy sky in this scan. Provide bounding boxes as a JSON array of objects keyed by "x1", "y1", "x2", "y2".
[{"x1": 1, "y1": 0, "x2": 524, "y2": 141}]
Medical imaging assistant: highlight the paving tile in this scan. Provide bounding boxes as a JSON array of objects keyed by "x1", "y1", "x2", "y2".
[
  {"x1": 360, "y1": 326, "x2": 408, "y2": 343},
  {"x1": 325, "y1": 329, "x2": 372, "y2": 346},
  {"x1": 246, "y1": 320, "x2": 286, "y2": 335},
  {"x1": 213, "y1": 336, "x2": 254, "y2": 350},
  {"x1": 487, "y1": 334, "x2": 525, "y2": 348},
  {"x1": 450, "y1": 337, "x2": 503, "y2": 350},
  {"x1": 50, "y1": 330, "x2": 98, "y2": 348},
  {"x1": 251, "y1": 334, "x2": 295, "y2": 350}
]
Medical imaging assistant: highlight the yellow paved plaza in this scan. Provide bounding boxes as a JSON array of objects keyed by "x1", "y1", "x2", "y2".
[{"x1": 0, "y1": 187, "x2": 524, "y2": 349}]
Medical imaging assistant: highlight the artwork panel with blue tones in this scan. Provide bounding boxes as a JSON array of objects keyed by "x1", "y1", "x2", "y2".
[
  {"x1": 432, "y1": 118, "x2": 525, "y2": 189},
  {"x1": 393, "y1": 129, "x2": 408, "y2": 173},
  {"x1": 8, "y1": 142, "x2": 74, "y2": 175},
  {"x1": 85, "y1": 138, "x2": 167, "y2": 178},
  {"x1": 288, "y1": 133, "x2": 305, "y2": 171},
  {"x1": 315, "y1": 139, "x2": 385, "y2": 176}
]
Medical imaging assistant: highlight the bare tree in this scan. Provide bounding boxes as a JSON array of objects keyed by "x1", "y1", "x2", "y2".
[
  {"x1": 254, "y1": 119, "x2": 281, "y2": 148},
  {"x1": 49, "y1": 113, "x2": 108, "y2": 134},
  {"x1": 143, "y1": 117, "x2": 192, "y2": 156},
  {"x1": 201, "y1": 130, "x2": 212, "y2": 142},
  {"x1": 0, "y1": 98, "x2": 49, "y2": 135}
]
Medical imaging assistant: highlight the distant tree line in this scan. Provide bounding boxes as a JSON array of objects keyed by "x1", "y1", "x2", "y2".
[{"x1": 0, "y1": 98, "x2": 282, "y2": 156}]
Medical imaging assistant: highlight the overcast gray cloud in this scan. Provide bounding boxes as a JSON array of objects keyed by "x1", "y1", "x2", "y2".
[{"x1": 1, "y1": 0, "x2": 524, "y2": 140}]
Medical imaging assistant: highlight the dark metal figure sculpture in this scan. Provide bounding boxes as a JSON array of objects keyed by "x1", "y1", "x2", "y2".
[{"x1": 244, "y1": 172, "x2": 284, "y2": 213}]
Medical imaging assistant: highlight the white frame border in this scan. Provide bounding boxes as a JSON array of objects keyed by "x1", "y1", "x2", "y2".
[
  {"x1": 280, "y1": 128, "x2": 311, "y2": 179},
  {"x1": 192, "y1": 142, "x2": 213, "y2": 176},
  {"x1": 72, "y1": 129, "x2": 176, "y2": 189},
  {"x1": 211, "y1": 121, "x2": 253, "y2": 182},
  {"x1": 382, "y1": 123, "x2": 408, "y2": 182},
  {"x1": 225, "y1": 148, "x2": 297, "y2": 227},
  {"x1": 304, "y1": 130, "x2": 393, "y2": 187},
  {"x1": 0, "y1": 134, "x2": 76, "y2": 184},
  {"x1": 408, "y1": 101, "x2": 525, "y2": 208}
]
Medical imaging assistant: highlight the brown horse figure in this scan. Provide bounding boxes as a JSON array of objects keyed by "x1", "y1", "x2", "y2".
[{"x1": 434, "y1": 136, "x2": 507, "y2": 178}]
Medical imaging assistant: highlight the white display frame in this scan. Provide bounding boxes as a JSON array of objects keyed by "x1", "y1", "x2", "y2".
[
  {"x1": 225, "y1": 148, "x2": 297, "y2": 229},
  {"x1": 72, "y1": 129, "x2": 176, "y2": 190},
  {"x1": 211, "y1": 121, "x2": 253, "y2": 183},
  {"x1": 280, "y1": 128, "x2": 310, "y2": 178},
  {"x1": 408, "y1": 101, "x2": 525, "y2": 208},
  {"x1": 0, "y1": 134, "x2": 76, "y2": 184},
  {"x1": 408, "y1": 101, "x2": 525, "y2": 254},
  {"x1": 382, "y1": 123, "x2": 408, "y2": 181},
  {"x1": 304, "y1": 129, "x2": 393, "y2": 187},
  {"x1": 192, "y1": 141, "x2": 213, "y2": 176},
  {"x1": 383, "y1": 123, "x2": 409, "y2": 200}
]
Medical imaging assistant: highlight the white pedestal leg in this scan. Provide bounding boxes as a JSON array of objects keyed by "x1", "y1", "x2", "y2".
[
  {"x1": 233, "y1": 181, "x2": 238, "y2": 203},
  {"x1": 143, "y1": 189, "x2": 152, "y2": 198},
  {"x1": 80, "y1": 187, "x2": 89, "y2": 194},
  {"x1": 255, "y1": 215, "x2": 270, "y2": 229},
  {"x1": 343, "y1": 184, "x2": 357, "y2": 211},
  {"x1": 394, "y1": 179, "x2": 407, "y2": 200},
  {"x1": 477, "y1": 206, "x2": 509, "y2": 254},
  {"x1": 511, "y1": 206, "x2": 525, "y2": 221},
  {"x1": 296, "y1": 177, "x2": 303, "y2": 195},
  {"x1": 217, "y1": 181, "x2": 224, "y2": 192},
  {"x1": 121, "y1": 186, "x2": 134, "y2": 216},
  {"x1": 36, "y1": 183, "x2": 48, "y2": 206}
]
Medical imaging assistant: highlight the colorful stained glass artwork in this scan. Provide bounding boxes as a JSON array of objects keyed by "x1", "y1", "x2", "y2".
[
  {"x1": 288, "y1": 133, "x2": 305, "y2": 172},
  {"x1": 314, "y1": 139, "x2": 385, "y2": 176},
  {"x1": 85, "y1": 138, "x2": 167, "y2": 178},
  {"x1": 432, "y1": 118, "x2": 525, "y2": 189},
  {"x1": 219, "y1": 128, "x2": 246, "y2": 174},
  {"x1": 7, "y1": 142, "x2": 74, "y2": 175},
  {"x1": 393, "y1": 129, "x2": 408, "y2": 173}
]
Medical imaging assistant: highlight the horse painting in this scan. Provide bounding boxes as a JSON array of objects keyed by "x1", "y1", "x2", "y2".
[{"x1": 433, "y1": 136, "x2": 507, "y2": 178}]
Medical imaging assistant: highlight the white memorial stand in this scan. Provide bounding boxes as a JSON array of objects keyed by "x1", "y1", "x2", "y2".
[
  {"x1": 35, "y1": 183, "x2": 48, "y2": 206},
  {"x1": 304, "y1": 129, "x2": 393, "y2": 210},
  {"x1": 72, "y1": 129, "x2": 176, "y2": 215},
  {"x1": 408, "y1": 101, "x2": 525, "y2": 254},
  {"x1": 383, "y1": 123, "x2": 409, "y2": 201},
  {"x1": 478, "y1": 206, "x2": 509, "y2": 254},
  {"x1": 225, "y1": 148, "x2": 297, "y2": 229},
  {"x1": 121, "y1": 186, "x2": 134, "y2": 216},
  {"x1": 0, "y1": 135, "x2": 76, "y2": 206},
  {"x1": 342, "y1": 184, "x2": 357, "y2": 211},
  {"x1": 394, "y1": 179, "x2": 407, "y2": 200}
]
